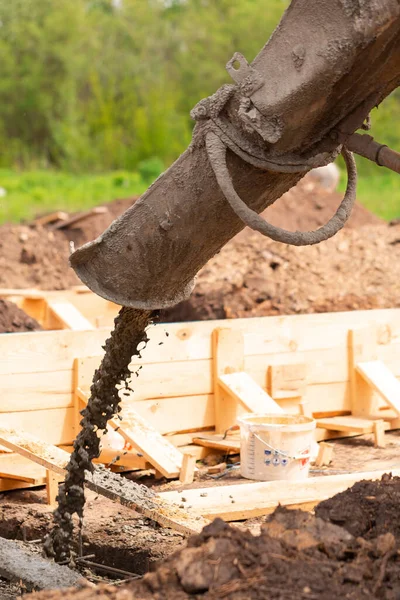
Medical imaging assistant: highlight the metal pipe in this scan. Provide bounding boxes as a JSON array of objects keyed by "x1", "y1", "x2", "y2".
[
  {"x1": 70, "y1": 0, "x2": 400, "y2": 310},
  {"x1": 347, "y1": 133, "x2": 400, "y2": 175}
]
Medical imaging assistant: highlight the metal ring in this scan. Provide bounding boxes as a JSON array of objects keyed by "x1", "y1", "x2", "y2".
[{"x1": 206, "y1": 132, "x2": 357, "y2": 247}]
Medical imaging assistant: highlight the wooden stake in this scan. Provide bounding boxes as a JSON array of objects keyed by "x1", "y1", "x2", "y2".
[
  {"x1": 348, "y1": 327, "x2": 379, "y2": 417},
  {"x1": 315, "y1": 442, "x2": 334, "y2": 467},
  {"x1": 212, "y1": 328, "x2": 245, "y2": 433},
  {"x1": 373, "y1": 420, "x2": 386, "y2": 448},
  {"x1": 46, "y1": 470, "x2": 62, "y2": 506},
  {"x1": 179, "y1": 453, "x2": 197, "y2": 484}
]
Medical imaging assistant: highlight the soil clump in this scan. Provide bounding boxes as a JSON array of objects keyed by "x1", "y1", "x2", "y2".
[{"x1": 0, "y1": 298, "x2": 42, "y2": 333}]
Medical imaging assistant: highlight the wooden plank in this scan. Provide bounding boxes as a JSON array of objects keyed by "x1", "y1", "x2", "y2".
[
  {"x1": 218, "y1": 372, "x2": 283, "y2": 415},
  {"x1": 160, "y1": 468, "x2": 400, "y2": 521},
  {"x1": 356, "y1": 360, "x2": 400, "y2": 416},
  {"x1": 213, "y1": 328, "x2": 245, "y2": 433},
  {"x1": 0, "y1": 289, "x2": 45, "y2": 299},
  {"x1": 21, "y1": 298, "x2": 48, "y2": 325},
  {"x1": 60, "y1": 445, "x2": 148, "y2": 470},
  {"x1": 1, "y1": 408, "x2": 76, "y2": 446},
  {"x1": 77, "y1": 356, "x2": 213, "y2": 402},
  {"x1": 46, "y1": 302, "x2": 95, "y2": 331},
  {"x1": 33, "y1": 211, "x2": 69, "y2": 226},
  {"x1": 0, "y1": 428, "x2": 207, "y2": 535},
  {"x1": 165, "y1": 431, "x2": 214, "y2": 447},
  {"x1": 267, "y1": 363, "x2": 307, "y2": 399},
  {"x1": 2, "y1": 308, "x2": 397, "y2": 373},
  {"x1": 81, "y1": 386, "x2": 216, "y2": 436},
  {"x1": 193, "y1": 433, "x2": 240, "y2": 452},
  {"x1": 46, "y1": 470, "x2": 62, "y2": 506},
  {"x1": 53, "y1": 206, "x2": 107, "y2": 230},
  {"x1": 373, "y1": 420, "x2": 386, "y2": 448},
  {"x1": 179, "y1": 454, "x2": 196, "y2": 484},
  {"x1": 178, "y1": 444, "x2": 215, "y2": 461},
  {"x1": 349, "y1": 327, "x2": 380, "y2": 417},
  {"x1": 0, "y1": 453, "x2": 46, "y2": 484},
  {"x1": 0, "y1": 478, "x2": 42, "y2": 492},
  {"x1": 315, "y1": 442, "x2": 334, "y2": 467},
  {"x1": 109, "y1": 408, "x2": 183, "y2": 478},
  {"x1": 0, "y1": 370, "x2": 73, "y2": 412},
  {"x1": 78, "y1": 390, "x2": 183, "y2": 478},
  {"x1": 134, "y1": 309, "x2": 400, "y2": 365},
  {"x1": 316, "y1": 415, "x2": 389, "y2": 433},
  {"x1": 0, "y1": 329, "x2": 108, "y2": 375}
]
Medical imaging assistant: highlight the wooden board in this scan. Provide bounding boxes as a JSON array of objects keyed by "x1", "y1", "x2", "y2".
[
  {"x1": 316, "y1": 415, "x2": 389, "y2": 433},
  {"x1": 0, "y1": 370, "x2": 74, "y2": 412},
  {"x1": 46, "y1": 301, "x2": 95, "y2": 331},
  {"x1": 193, "y1": 433, "x2": 240, "y2": 452},
  {"x1": 160, "y1": 468, "x2": 400, "y2": 521},
  {"x1": 78, "y1": 388, "x2": 184, "y2": 478},
  {"x1": 0, "y1": 478, "x2": 41, "y2": 492},
  {"x1": 213, "y1": 328, "x2": 245, "y2": 433},
  {"x1": 0, "y1": 428, "x2": 207, "y2": 535},
  {"x1": 59, "y1": 446, "x2": 148, "y2": 470},
  {"x1": 0, "y1": 453, "x2": 46, "y2": 484},
  {"x1": 218, "y1": 372, "x2": 283, "y2": 415},
  {"x1": 1, "y1": 408, "x2": 76, "y2": 445},
  {"x1": 0, "y1": 329, "x2": 108, "y2": 376},
  {"x1": 356, "y1": 360, "x2": 400, "y2": 415},
  {"x1": 267, "y1": 363, "x2": 307, "y2": 399}
]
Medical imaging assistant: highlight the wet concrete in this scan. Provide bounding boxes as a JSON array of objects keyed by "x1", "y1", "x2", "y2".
[{"x1": 0, "y1": 537, "x2": 84, "y2": 591}]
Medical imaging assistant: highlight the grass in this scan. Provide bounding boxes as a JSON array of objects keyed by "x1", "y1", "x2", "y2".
[
  {"x1": 0, "y1": 161, "x2": 398, "y2": 225},
  {"x1": 0, "y1": 169, "x2": 153, "y2": 224},
  {"x1": 337, "y1": 156, "x2": 400, "y2": 222}
]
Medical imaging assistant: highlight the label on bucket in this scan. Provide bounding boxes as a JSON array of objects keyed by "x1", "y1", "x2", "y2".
[
  {"x1": 263, "y1": 446, "x2": 310, "y2": 468},
  {"x1": 299, "y1": 447, "x2": 311, "y2": 470},
  {"x1": 264, "y1": 449, "x2": 289, "y2": 467}
]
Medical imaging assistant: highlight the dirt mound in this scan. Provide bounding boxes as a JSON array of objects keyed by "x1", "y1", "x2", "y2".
[
  {"x1": 161, "y1": 222, "x2": 400, "y2": 322},
  {"x1": 316, "y1": 473, "x2": 400, "y2": 540},
  {"x1": 0, "y1": 183, "x2": 388, "y2": 320},
  {"x1": 60, "y1": 198, "x2": 136, "y2": 247},
  {"x1": 25, "y1": 478, "x2": 400, "y2": 599},
  {"x1": 260, "y1": 177, "x2": 382, "y2": 233},
  {"x1": 0, "y1": 299, "x2": 42, "y2": 333},
  {"x1": 0, "y1": 198, "x2": 136, "y2": 291},
  {"x1": 0, "y1": 224, "x2": 78, "y2": 290}
]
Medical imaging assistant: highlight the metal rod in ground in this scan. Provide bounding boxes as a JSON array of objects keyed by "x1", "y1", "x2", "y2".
[{"x1": 78, "y1": 559, "x2": 142, "y2": 580}]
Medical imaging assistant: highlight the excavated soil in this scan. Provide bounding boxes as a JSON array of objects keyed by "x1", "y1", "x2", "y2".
[
  {"x1": 0, "y1": 298, "x2": 42, "y2": 333},
  {"x1": 23, "y1": 475, "x2": 400, "y2": 600},
  {"x1": 0, "y1": 181, "x2": 391, "y2": 322},
  {"x1": 161, "y1": 222, "x2": 400, "y2": 322},
  {"x1": 316, "y1": 474, "x2": 400, "y2": 540}
]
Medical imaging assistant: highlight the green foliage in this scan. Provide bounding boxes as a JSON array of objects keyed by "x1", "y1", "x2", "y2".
[
  {"x1": 0, "y1": 169, "x2": 151, "y2": 223},
  {"x1": 0, "y1": 0, "x2": 286, "y2": 172},
  {"x1": 0, "y1": 0, "x2": 398, "y2": 221}
]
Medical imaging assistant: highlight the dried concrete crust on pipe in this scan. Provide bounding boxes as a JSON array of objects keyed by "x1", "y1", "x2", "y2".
[{"x1": 70, "y1": 0, "x2": 400, "y2": 310}]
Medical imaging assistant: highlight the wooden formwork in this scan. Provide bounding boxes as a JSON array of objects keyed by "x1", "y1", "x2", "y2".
[
  {"x1": 2, "y1": 292, "x2": 400, "y2": 526},
  {"x1": 0, "y1": 287, "x2": 118, "y2": 330}
]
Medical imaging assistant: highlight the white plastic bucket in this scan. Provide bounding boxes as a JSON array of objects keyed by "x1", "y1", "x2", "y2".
[{"x1": 238, "y1": 413, "x2": 316, "y2": 481}]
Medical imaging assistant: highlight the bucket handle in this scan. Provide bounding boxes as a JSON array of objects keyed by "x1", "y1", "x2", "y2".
[{"x1": 252, "y1": 432, "x2": 310, "y2": 461}]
